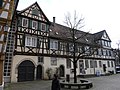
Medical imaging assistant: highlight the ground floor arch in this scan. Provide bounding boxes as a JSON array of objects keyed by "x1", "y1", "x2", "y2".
[
  {"x1": 18, "y1": 60, "x2": 35, "y2": 82},
  {"x1": 59, "y1": 65, "x2": 65, "y2": 77},
  {"x1": 36, "y1": 65, "x2": 43, "y2": 80}
]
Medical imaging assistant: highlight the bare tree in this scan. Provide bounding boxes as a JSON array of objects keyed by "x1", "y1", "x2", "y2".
[{"x1": 64, "y1": 11, "x2": 98, "y2": 83}]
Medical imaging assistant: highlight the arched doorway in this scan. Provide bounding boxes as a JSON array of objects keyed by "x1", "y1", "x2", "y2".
[
  {"x1": 59, "y1": 65, "x2": 65, "y2": 77},
  {"x1": 36, "y1": 65, "x2": 42, "y2": 80},
  {"x1": 18, "y1": 60, "x2": 35, "y2": 82}
]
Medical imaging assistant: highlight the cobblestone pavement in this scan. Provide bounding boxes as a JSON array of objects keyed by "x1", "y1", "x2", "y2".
[{"x1": 4, "y1": 74, "x2": 120, "y2": 90}]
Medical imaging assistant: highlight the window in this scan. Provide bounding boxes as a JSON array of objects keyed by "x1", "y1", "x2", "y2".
[
  {"x1": 38, "y1": 56, "x2": 44, "y2": 63},
  {"x1": 99, "y1": 61, "x2": 102, "y2": 67},
  {"x1": 85, "y1": 60, "x2": 89, "y2": 68},
  {"x1": 32, "y1": 9, "x2": 39, "y2": 15},
  {"x1": 51, "y1": 57, "x2": 57, "y2": 65},
  {"x1": 107, "y1": 61, "x2": 110, "y2": 67},
  {"x1": 32, "y1": 21, "x2": 37, "y2": 29},
  {"x1": 41, "y1": 23, "x2": 46, "y2": 31},
  {"x1": 103, "y1": 49, "x2": 106, "y2": 56},
  {"x1": 111, "y1": 61, "x2": 114, "y2": 67},
  {"x1": 107, "y1": 42, "x2": 111, "y2": 47},
  {"x1": 90, "y1": 60, "x2": 94, "y2": 68},
  {"x1": 25, "y1": 36, "x2": 37, "y2": 47},
  {"x1": 66, "y1": 59, "x2": 71, "y2": 68},
  {"x1": 94, "y1": 61, "x2": 97, "y2": 68},
  {"x1": 22, "y1": 18, "x2": 28, "y2": 27},
  {"x1": 104, "y1": 41, "x2": 107, "y2": 46},
  {"x1": 50, "y1": 39, "x2": 58, "y2": 50},
  {"x1": 98, "y1": 49, "x2": 102, "y2": 55},
  {"x1": 69, "y1": 43, "x2": 74, "y2": 52},
  {"x1": 102, "y1": 40, "x2": 104, "y2": 46}
]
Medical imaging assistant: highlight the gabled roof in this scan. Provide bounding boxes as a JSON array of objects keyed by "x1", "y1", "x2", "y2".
[
  {"x1": 50, "y1": 23, "x2": 95, "y2": 45},
  {"x1": 17, "y1": 2, "x2": 49, "y2": 22},
  {"x1": 93, "y1": 30, "x2": 111, "y2": 41}
]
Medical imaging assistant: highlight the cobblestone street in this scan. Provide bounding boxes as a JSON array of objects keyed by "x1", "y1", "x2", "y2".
[{"x1": 4, "y1": 74, "x2": 120, "y2": 90}]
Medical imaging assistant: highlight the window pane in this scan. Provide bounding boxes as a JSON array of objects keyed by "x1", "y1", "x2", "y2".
[
  {"x1": 41, "y1": 23, "x2": 46, "y2": 31},
  {"x1": 32, "y1": 21, "x2": 37, "y2": 29},
  {"x1": 66, "y1": 59, "x2": 71, "y2": 68},
  {"x1": 25, "y1": 36, "x2": 37, "y2": 47},
  {"x1": 111, "y1": 61, "x2": 114, "y2": 67},
  {"x1": 22, "y1": 18, "x2": 28, "y2": 27},
  {"x1": 99, "y1": 61, "x2": 102, "y2": 67},
  {"x1": 38, "y1": 56, "x2": 44, "y2": 63},
  {"x1": 50, "y1": 39, "x2": 58, "y2": 50},
  {"x1": 94, "y1": 61, "x2": 97, "y2": 68},
  {"x1": 32, "y1": 9, "x2": 39, "y2": 15},
  {"x1": 85, "y1": 60, "x2": 89, "y2": 68},
  {"x1": 107, "y1": 61, "x2": 110, "y2": 67},
  {"x1": 90, "y1": 60, "x2": 94, "y2": 68}
]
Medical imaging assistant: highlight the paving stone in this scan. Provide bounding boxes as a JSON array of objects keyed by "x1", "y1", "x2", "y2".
[{"x1": 4, "y1": 74, "x2": 120, "y2": 90}]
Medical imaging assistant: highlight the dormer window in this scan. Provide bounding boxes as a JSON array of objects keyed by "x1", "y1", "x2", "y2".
[
  {"x1": 41, "y1": 23, "x2": 46, "y2": 31},
  {"x1": 22, "y1": 18, "x2": 28, "y2": 27},
  {"x1": 32, "y1": 21, "x2": 37, "y2": 29}
]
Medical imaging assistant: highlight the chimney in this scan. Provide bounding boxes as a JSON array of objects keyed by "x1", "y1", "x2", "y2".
[{"x1": 53, "y1": 17, "x2": 55, "y2": 23}]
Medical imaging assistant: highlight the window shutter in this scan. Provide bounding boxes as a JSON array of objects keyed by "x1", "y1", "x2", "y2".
[
  {"x1": 29, "y1": 19, "x2": 32, "y2": 28},
  {"x1": 37, "y1": 38, "x2": 41, "y2": 48},
  {"x1": 22, "y1": 34, "x2": 25, "y2": 46},
  {"x1": 48, "y1": 38, "x2": 50, "y2": 49},
  {"x1": 58, "y1": 41, "x2": 60, "y2": 50},
  {"x1": 38, "y1": 22, "x2": 41, "y2": 30}
]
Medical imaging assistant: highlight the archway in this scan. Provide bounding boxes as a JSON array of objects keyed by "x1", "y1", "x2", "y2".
[
  {"x1": 36, "y1": 65, "x2": 42, "y2": 80},
  {"x1": 18, "y1": 60, "x2": 35, "y2": 82},
  {"x1": 59, "y1": 65, "x2": 65, "y2": 77}
]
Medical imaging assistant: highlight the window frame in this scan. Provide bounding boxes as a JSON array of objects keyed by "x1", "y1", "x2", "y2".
[
  {"x1": 90, "y1": 60, "x2": 94, "y2": 68},
  {"x1": 66, "y1": 59, "x2": 71, "y2": 68},
  {"x1": 99, "y1": 61, "x2": 102, "y2": 67},
  {"x1": 41, "y1": 23, "x2": 46, "y2": 31},
  {"x1": 107, "y1": 61, "x2": 110, "y2": 67},
  {"x1": 38, "y1": 56, "x2": 44, "y2": 63},
  {"x1": 85, "y1": 60, "x2": 89, "y2": 68},
  {"x1": 50, "y1": 39, "x2": 58, "y2": 50},
  {"x1": 32, "y1": 20, "x2": 38, "y2": 29},
  {"x1": 25, "y1": 36, "x2": 37, "y2": 47},
  {"x1": 22, "y1": 18, "x2": 28, "y2": 27}
]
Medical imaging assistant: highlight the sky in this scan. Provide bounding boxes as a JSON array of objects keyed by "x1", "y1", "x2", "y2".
[{"x1": 17, "y1": 0, "x2": 120, "y2": 48}]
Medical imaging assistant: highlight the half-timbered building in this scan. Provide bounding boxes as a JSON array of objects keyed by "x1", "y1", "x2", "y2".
[{"x1": 4, "y1": 2, "x2": 115, "y2": 82}]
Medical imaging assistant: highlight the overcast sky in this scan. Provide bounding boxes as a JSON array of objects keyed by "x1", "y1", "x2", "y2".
[{"x1": 17, "y1": 0, "x2": 120, "y2": 48}]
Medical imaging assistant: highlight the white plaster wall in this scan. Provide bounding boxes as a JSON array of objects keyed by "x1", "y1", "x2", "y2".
[
  {"x1": 11, "y1": 55, "x2": 116, "y2": 82},
  {"x1": 11, "y1": 55, "x2": 37, "y2": 82},
  {"x1": 83, "y1": 60, "x2": 115, "y2": 75}
]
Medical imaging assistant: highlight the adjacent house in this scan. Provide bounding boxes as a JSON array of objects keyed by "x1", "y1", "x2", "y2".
[{"x1": 4, "y1": 2, "x2": 115, "y2": 83}]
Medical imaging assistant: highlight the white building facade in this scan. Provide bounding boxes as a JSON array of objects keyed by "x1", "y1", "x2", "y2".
[{"x1": 4, "y1": 2, "x2": 115, "y2": 83}]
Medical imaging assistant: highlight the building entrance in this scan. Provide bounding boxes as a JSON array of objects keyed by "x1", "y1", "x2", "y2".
[{"x1": 18, "y1": 60, "x2": 35, "y2": 82}]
